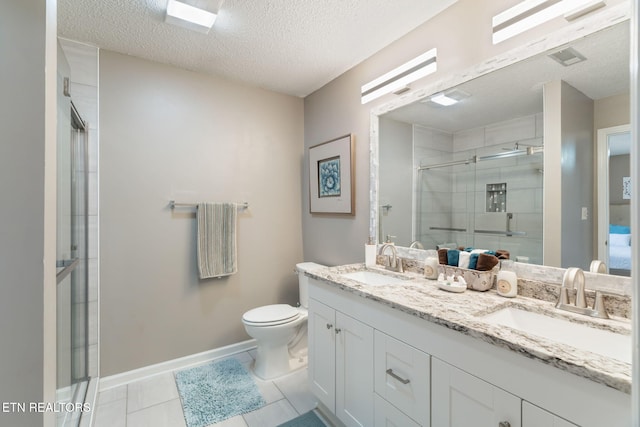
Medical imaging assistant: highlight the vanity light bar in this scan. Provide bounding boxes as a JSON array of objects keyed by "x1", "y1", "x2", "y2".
[
  {"x1": 564, "y1": 0, "x2": 606, "y2": 21},
  {"x1": 492, "y1": 0, "x2": 599, "y2": 44},
  {"x1": 361, "y1": 48, "x2": 437, "y2": 104}
]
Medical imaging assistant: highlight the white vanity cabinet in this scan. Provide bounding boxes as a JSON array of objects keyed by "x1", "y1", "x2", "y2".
[
  {"x1": 522, "y1": 402, "x2": 578, "y2": 427},
  {"x1": 307, "y1": 276, "x2": 630, "y2": 427},
  {"x1": 374, "y1": 394, "x2": 421, "y2": 427},
  {"x1": 374, "y1": 331, "x2": 430, "y2": 426},
  {"x1": 432, "y1": 358, "x2": 521, "y2": 427},
  {"x1": 308, "y1": 298, "x2": 374, "y2": 427}
]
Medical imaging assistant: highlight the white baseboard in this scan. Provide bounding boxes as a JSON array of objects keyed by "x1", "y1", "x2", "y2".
[{"x1": 97, "y1": 339, "x2": 257, "y2": 391}]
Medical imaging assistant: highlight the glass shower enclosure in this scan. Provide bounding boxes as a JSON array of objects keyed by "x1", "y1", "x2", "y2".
[{"x1": 56, "y1": 73, "x2": 90, "y2": 427}]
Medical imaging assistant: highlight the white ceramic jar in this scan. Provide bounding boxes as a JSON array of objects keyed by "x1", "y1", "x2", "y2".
[
  {"x1": 424, "y1": 250, "x2": 439, "y2": 279},
  {"x1": 496, "y1": 260, "x2": 517, "y2": 297}
]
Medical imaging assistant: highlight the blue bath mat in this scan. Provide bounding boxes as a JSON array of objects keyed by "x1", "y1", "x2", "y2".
[
  {"x1": 277, "y1": 410, "x2": 327, "y2": 427},
  {"x1": 175, "y1": 358, "x2": 266, "y2": 427}
]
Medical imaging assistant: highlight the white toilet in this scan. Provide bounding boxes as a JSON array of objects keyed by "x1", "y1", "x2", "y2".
[{"x1": 242, "y1": 262, "x2": 324, "y2": 380}]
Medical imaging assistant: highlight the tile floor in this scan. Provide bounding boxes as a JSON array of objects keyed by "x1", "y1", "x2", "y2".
[{"x1": 91, "y1": 350, "x2": 323, "y2": 427}]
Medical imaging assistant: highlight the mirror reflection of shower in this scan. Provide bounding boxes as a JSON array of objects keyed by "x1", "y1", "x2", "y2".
[{"x1": 379, "y1": 113, "x2": 544, "y2": 264}]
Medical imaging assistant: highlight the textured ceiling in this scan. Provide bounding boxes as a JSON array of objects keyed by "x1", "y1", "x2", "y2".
[{"x1": 58, "y1": 0, "x2": 457, "y2": 97}]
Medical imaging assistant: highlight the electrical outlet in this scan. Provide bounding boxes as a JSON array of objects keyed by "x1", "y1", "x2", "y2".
[{"x1": 581, "y1": 207, "x2": 588, "y2": 220}]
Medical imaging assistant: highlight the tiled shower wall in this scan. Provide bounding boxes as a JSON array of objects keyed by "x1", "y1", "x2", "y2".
[
  {"x1": 59, "y1": 38, "x2": 99, "y2": 378},
  {"x1": 414, "y1": 113, "x2": 544, "y2": 264}
]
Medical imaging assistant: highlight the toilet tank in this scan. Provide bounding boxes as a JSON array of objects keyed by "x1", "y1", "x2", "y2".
[{"x1": 295, "y1": 262, "x2": 325, "y2": 308}]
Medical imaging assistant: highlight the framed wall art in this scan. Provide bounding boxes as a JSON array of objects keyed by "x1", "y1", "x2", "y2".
[
  {"x1": 308, "y1": 134, "x2": 355, "y2": 215},
  {"x1": 623, "y1": 176, "x2": 631, "y2": 200}
]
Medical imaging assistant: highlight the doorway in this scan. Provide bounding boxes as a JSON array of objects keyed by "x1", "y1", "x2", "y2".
[{"x1": 597, "y1": 124, "x2": 631, "y2": 276}]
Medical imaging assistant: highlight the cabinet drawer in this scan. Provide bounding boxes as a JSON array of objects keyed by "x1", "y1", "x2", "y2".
[
  {"x1": 374, "y1": 330, "x2": 430, "y2": 425},
  {"x1": 432, "y1": 358, "x2": 521, "y2": 427},
  {"x1": 523, "y1": 401, "x2": 578, "y2": 427},
  {"x1": 374, "y1": 394, "x2": 421, "y2": 427}
]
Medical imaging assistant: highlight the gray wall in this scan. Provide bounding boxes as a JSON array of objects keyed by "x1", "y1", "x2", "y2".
[
  {"x1": 560, "y1": 81, "x2": 595, "y2": 269},
  {"x1": 99, "y1": 51, "x2": 304, "y2": 375},
  {"x1": 301, "y1": 0, "x2": 625, "y2": 266},
  {"x1": 544, "y1": 80, "x2": 595, "y2": 268},
  {"x1": 0, "y1": 0, "x2": 57, "y2": 425}
]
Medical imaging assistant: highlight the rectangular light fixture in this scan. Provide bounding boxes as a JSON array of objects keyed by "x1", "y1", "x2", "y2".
[
  {"x1": 165, "y1": 0, "x2": 217, "y2": 34},
  {"x1": 429, "y1": 93, "x2": 459, "y2": 106},
  {"x1": 422, "y1": 88, "x2": 470, "y2": 107},
  {"x1": 564, "y1": 0, "x2": 606, "y2": 21},
  {"x1": 492, "y1": 0, "x2": 600, "y2": 44},
  {"x1": 361, "y1": 48, "x2": 437, "y2": 104}
]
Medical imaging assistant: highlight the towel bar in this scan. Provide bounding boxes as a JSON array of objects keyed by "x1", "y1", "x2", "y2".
[{"x1": 170, "y1": 200, "x2": 249, "y2": 210}]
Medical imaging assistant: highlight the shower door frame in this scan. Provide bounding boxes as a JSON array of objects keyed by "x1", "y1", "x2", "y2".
[{"x1": 56, "y1": 99, "x2": 90, "y2": 426}]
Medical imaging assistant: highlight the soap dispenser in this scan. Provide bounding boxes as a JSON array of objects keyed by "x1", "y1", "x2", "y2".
[
  {"x1": 496, "y1": 260, "x2": 517, "y2": 298},
  {"x1": 365, "y1": 237, "x2": 377, "y2": 267}
]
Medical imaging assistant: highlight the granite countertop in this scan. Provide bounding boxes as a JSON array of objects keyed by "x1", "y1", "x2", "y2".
[{"x1": 306, "y1": 263, "x2": 632, "y2": 394}]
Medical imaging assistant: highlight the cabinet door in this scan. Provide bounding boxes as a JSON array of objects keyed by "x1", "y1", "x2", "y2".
[
  {"x1": 374, "y1": 330, "x2": 430, "y2": 425},
  {"x1": 522, "y1": 401, "x2": 578, "y2": 427},
  {"x1": 374, "y1": 394, "x2": 421, "y2": 427},
  {"x1": 432, "y1": 358, "x2": 521, "y2": 427},
  {"x1": 336, "y1": 311, "x2": 374, "y2": 427},
  {"x1": 308, "y1": 298, "x2": 336, "y2": 412}
]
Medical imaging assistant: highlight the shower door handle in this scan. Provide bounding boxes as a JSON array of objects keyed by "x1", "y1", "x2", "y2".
[
  {"x1": 506, "y1": 212, "x2": 513, "y2": 234},
  {"x1": 56, "y1": 258, "x2": 79, "y2": 284}
]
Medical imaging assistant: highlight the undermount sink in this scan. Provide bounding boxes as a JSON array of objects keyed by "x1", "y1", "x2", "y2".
[
  {"x1": 341, "y1": 270, "x2": 410, "y2": 286},
  {"x1": 480, "y1": 307, "x2": 631, "y2": 364}
]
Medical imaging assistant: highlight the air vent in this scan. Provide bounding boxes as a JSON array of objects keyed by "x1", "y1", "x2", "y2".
[{"x1": 548, "y1": 47, "x2": 586, "y2": 66}]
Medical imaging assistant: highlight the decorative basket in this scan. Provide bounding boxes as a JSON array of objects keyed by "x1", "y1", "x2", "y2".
[{"x1": 440, "y1": 265, "x2": 497, "y2": 292}]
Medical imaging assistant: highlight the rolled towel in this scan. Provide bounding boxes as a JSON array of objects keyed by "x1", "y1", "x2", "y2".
[
  {"x1": 469, "y1": 249, "x2": 486, "y2": 269},
  {"x1": 496, "y1": 249, "x2": 510, "y2": 260},
  {"x1": 437, "y1": 248, "x2": 448, "y2": 265},
  {"x1": 458, "y1": 251, "x2": 471, "y2": 269},
  {"x1": 447, "y1": 249, "x2": 460, "y2": 266},
  {"x1": 476, "y1": 253, "x2": 499, "y2": 271},
  {"x1": 469, "y1": 253, "x2": 480, "y2": 269}
]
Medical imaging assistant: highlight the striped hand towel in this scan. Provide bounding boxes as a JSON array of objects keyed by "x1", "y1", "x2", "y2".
[{"x1": 197, "y1": 203, "x2": 237, "y2": 279}]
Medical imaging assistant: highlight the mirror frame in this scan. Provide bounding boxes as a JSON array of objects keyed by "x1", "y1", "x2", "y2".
[
  {"x1": 630, "y1": 0, "x2": 639, "y2": 418},
  {"x1": 369, "y1": 6, "x2": 630, "y2": 259}
]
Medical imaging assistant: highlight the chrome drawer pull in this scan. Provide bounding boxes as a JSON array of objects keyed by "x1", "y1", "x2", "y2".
[
  {"x1": 326, "y1": 323, "x2": 333, "y2": 329},
  {"x1": 386, "y1": 368, "x2": 410, "y2": 384}
]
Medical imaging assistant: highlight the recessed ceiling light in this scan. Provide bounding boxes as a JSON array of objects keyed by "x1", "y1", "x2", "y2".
[
  {"x1": 422, "y1": 88, "x2": 470, "y2": 107},
  {"x1": 165, "y1": 0, "x2": 217, "y2": 34},
  {"x1": 430, "y1": 93, "x2": 458, "y2": 106}
]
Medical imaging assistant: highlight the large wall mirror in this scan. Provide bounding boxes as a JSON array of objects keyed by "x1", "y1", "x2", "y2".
[{"x1": 371, "y1": 16, "x2": 631, "y2": 276}]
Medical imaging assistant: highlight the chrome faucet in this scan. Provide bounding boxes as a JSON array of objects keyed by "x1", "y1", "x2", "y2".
[
  {"x1": 409, "y1": 240, "x2": 424, "y2": 249},
  {"x1": 555, "y1": 267, "x2": 609, "y2": 319},
  {"x1": 378, "y1": 243, "x2": 403, "y2": 273}
]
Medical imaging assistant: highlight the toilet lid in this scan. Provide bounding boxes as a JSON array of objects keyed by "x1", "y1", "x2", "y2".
[{"x1": 242, "y1": 304, "x2": 299, "y2": 325}]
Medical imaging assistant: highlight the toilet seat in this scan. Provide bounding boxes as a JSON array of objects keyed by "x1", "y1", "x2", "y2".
[{"x1": 242, "y1": 304, "x2": 300, "y2": 327}]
